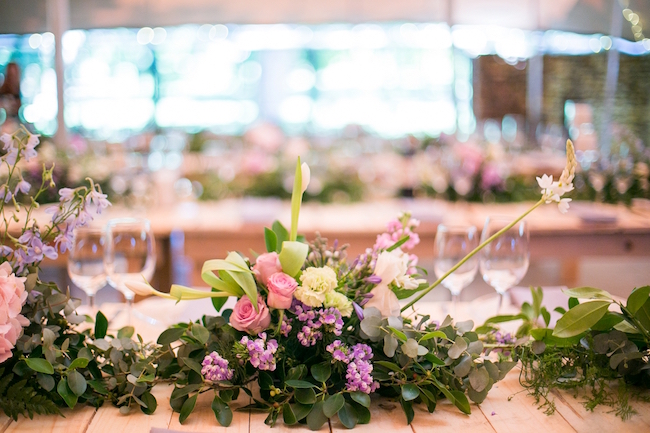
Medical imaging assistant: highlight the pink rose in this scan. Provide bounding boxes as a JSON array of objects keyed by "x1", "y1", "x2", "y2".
[
  {"x1": 0, "y1": 262, "x2": 28, "y2": 363},
  {"x1": 266, "y1": 272, "x2": 297, "y2": 309},
  {"x1": 230, "y1": 296, "x2": 271, "y2": 335},
  {"x1": 252, "y1": 252, "x2": 282, "y2": 285}
]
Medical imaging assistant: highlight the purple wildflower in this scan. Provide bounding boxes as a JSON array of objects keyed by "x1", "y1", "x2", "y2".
[
  {"x1": 297, "y1": 325, "x2": 322, "y2": 347},
  {"x1": 350, "y1": 343, "x2": 373, "y2": 361},
  {"x1": 326, "y1": 340, "x2": 349, "y2": 363},
  {"x1": 14, "y1": 179, "x2": 30, "y2": 196},
  {"x1": 352, "y1": 302, "x2": 364, "y2": 321},
  {"x1": 0, "y1": 246, "x2": 12, "y2": 257},
  {"x1": 345, "y1": 360, "x2": 379, "y2": 394},
  {"x1": 280, "y1": 315, "x2": 292, "y2": 337},
  {"x1": 236, "y1": 333, "x2": 278, "y2": 371},
  {"x1": 201, "y1": 351, "x2": 234, "y2": 381},
  {"x1": 364, "y1": 275, "x2": 382, "y2": 284}
]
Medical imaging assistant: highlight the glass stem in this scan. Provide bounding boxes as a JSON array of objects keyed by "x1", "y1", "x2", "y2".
[
  {"x1": 88, "y1": 293, "x2": 95, "y2": 310},
  {"x1": 450, "y1": 292, "x2": 460, "y2": 318},
  {"x1": 496, "y1": 292, "x2": 504, "y2": 315},
  {"x1": 126, "y1": 296, "x2": 134, "y2": 325}
]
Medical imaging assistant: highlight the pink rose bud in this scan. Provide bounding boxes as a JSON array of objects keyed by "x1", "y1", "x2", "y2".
[
  {"x1": 266, "y1": 272, "x2": 298, "y2": 309},
  {"x1": 252, "y1": 252, "x2": 282, "y2": 285},
  {"x1": 230, "y1": 296, "x2": 271, "y2": 335}
]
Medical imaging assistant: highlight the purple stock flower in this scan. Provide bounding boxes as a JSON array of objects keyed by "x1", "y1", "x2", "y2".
[
  {"x1": 327, "y1": 341, "x2": 378, "y2": 394},
  {"x1": 291, "y1": 301, "x2": 344, "y2": 346},
  {"x1": 237, "y1": 333, "x2": 278, "y2": 371},
  {"x1": 280, "y1": 315, "x2": 292, "y2": 337},
  {"x1": 201, "y1": 351, "x2": 233, "y2": 382}
]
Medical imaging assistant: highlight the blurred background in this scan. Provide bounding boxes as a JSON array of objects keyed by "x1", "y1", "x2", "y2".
[{"x1": 1, "y1": 0, "x2": 649, "y2": 304}]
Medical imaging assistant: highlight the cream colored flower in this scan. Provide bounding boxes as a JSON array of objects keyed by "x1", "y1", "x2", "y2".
[
  {"x1": 536, "y1": 140, "x2": 577, "y2": 213},
  {"x1": 295, "y1": 266, "x2": 337, "y2": 307},
  {"x1": 324, "y1": 291, "x2": 353, "y2": 317}
]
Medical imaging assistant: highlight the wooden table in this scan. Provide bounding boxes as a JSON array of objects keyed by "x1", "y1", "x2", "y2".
[{"x1": 3, "y1": 367, "x2": 649, "y2": 433}]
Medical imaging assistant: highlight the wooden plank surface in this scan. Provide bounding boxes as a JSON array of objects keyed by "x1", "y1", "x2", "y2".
[
  {"x1": 4, "y1": 406, "x2": 96, "y2": 433},
  {"x1": 166, "y1": 390, "x2": 249, "y2": 433},
  {"x1": 330, "y1": 400, "x2": 412, "y2": 433},
  {"x1": 0, "y1": 415, "x2": 11, "y2": 433},
  {"x1": 412, "y1": 401, "x2": 495, "y2": 433}
]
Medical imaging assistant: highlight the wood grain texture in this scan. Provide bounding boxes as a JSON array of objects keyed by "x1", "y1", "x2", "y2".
[
  {"x1": 4, "y1": 406, "x2": 95, "y2": 433},
  {"x1": 411, "y1": 401, "x2": 496, "y2": 433},
  {"x1": 477, "y1": 371, "x2": 577, "y2": 433},
  {"x1": 0, "y1": 415, "x2": 12, "y2": 433},
  {"x1": 330, "y1": 400, "x2": 412, "y2": 433},
  {"x1": 166, "y1": 390, "x2": 249, "y2": 433}
]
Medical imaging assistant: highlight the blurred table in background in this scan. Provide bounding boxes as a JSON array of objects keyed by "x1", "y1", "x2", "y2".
[{"x1": 26, "y1": 198, "x2": 650, "y2": 295}]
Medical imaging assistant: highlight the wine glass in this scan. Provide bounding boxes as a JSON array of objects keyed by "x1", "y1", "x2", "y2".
[
  {"x1": 67, "y1": 226, "x2": 106, "y2": 312},
  {"x1": 433, "y1": 225, "x2": 479, "y2": 317},
  {"x1": 104, "y1": 218, "x2": 156, "y2": 323},
  {"x1": 479, "y1": 216, "x2": 529, "y2": 315}
]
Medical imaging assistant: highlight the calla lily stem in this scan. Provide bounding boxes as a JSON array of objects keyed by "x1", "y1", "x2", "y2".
[{"x1": 401, "y1": 199, "x2": 545, "y2": 312}]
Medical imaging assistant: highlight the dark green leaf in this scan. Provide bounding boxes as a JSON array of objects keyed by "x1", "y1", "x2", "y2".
[
  {"x1": 272, "y1": 221, "x2": 289, "y2": 253},
  {"x1": 37, "y1": 373, "x2": 55, "y2": 392},
  {"x1": 117, "y1": 326, "x2": 135, "y2": 339},
  {"x1": 400, "y1": 399, "x2": 414, "y2": 424},
  {"x1": 211, "y1": 292, "x2": 228, "y2": 312},
  {"x1": 285, "y1": 380, "x2": 318, "y2": 389},
  {"x1": 351, "y1": 402, "x2": 370, "y2": 424},
  {"x1": 311, "y1": 362, "x2": 331, "y2": 383},
  {"x1": 323, "y1": 393, "x2": 345, "y2": 418},
  {"x1": 140, "y1": 392, "x2": 158, "y2": 415},
  {"x1": 418, "y1": 330, "x2": 447, "y2": 342},
  {"x1": 424, "y1": 353, "x2": 445, "y2": 365},
  {"x1": 88, "y1": 379, "x2": 108, "y2": 395},
  {"x1": 212, "y1": 395, "x2": 233, "y2": 426},
  {"x1": 157, "y1": 327, "x2": 186, "y2": 346},
  {"x1": 295, "y1": 387, "x2": 316, "y2": 404},
  {"x1": 259, "y1": 372, "x2": 274, "y2": 389},
  {"x1": 67, "y1": 370, "x2": 87, "y2": 396},
  {"x1": 540, "y1": 307, "x2": 551, "y2": 327},
  {"x1": 388, "y1": 326, "x2": 407, "y2": 342},
  {"x1": 287, "y1": 364, "x2": 307, "y2": 380},
  {"x1": 68, "y1": 357, "x2": 89, "y2": 370},
  {"x1": 283, "y1": 403, "x2": 297, "y2": 425},
  {"x1": 179, "y1": 394, "x2": 198, "y2": 424},
  {"x1": 181, "y1": 357, "x2": 203, "y2": 375},
  {"x1": 401, "y1": 384, "x2": 420, "y2": 402},
  {"x1": 627, "y1": 286, "x2": 650, "y2": 315},
  {"x1": 374, "y1": 361, "x2": 403, "y2": 373},
  {"x1": 26, "y1": 358, "x2": 54, "y2": 374},
  {"x1": 191, "y1": 324, "x2": 210, "y2": 345},
  {"x1": 635, "y1": 297, "x2": 650, "y2": 332},
  {"x1": 568, "y1": 297, "x2": 579, "y2": 309},
  {"x1": 350, "y1": 391, "x2": 370, "y2": 408},
  {"x1": 553, "y1": 300, "x2": 611, "y2": 338},
  {"x1": 95, "y1": 311, "x2": 108, "y2": 339},
  {"x1": 338, "y1": 403, "x2": 358, "y2": 429},
  {"x1": 264, "y1": 227, "x2": 278, "y2": 253},
  {"x1": 306, "y1": 401, "x2": 328, "y2": 430},
  {"x1": 291, "y1": 402, "x2": 312, "y2": 421},
  {"x1": 57, "y1": 378, "x2": 78, "y2": 409},
  {"x1": 171, "y1": 383, "x2": 201, "y2": 400},
  {"x1": 220, "y1": 389, "x2": 234, "y2": 403},
  {"x1": 450, "y1": 390, "x2": 471, "y2": 414},
  {"x1": 591, "y1": 312, "x2": 625, "y2": 331}
]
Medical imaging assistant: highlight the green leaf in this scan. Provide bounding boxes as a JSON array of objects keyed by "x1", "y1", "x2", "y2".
[
  {"x1": 591, "y1": 312, "x2": 625, "y2": 331},
  {"x1": 450, "y1": 390, "x2": 471, "y2": 414},
  {"x1": 447, "y1": 336, "x2": 468, "y2": 359},
  {"x1": 26, "y1": 358, "x2": 54, "y2": 374},
  {"x1": 388, "y1": 326, "x2": 407, "y2": 342},
  {"x1": 67, "y1": 370, "x2": 87, "y2": 396},
  {"x1": 291, "y1": 402, "x2": 312, "y2": 421},
  {"x1": 211, "y1": 293, "x2": 228, "y2": 313},
  {"x1": 306, "y1": 401, "x2": 328, "y2": 430},
  {"x1": 259, "y1": 371, "x2": 274, "y2": 390},
  {"x1": 68, "y1": 357, "x2": 89, "y2": 370},
  {"x1": 140, "y1": 392, "x2": 157, "y2": 415},
  {"x1": 375, "y1": 361, "x2": 403, "y2": 373},
  {"x1": 295, "y1": 387, "x2": 316, "y2": 404},
  {"x1": 311, "y1": 362, "x2": 331, "y2": 383},
  {"x1": 627, "y1": 286, "x2": 650, "y2": 315},
  {"x1": 282, "y1": 403, "x2": 297, "y2": 425},
  {"x1": 386, "y1": 235, "x2": 410, "y2": 252},
  {"x1": 424, "y1": 353, "x2": 445, "y2": 365},
  {"x1": 563, "y1": 287, "x2": 613, "y2": 300},
  {"x1": 272, "y1": 220, "x2": 289, "y2": 252},
  {"x1": 553, "y1": 300, "x2": 611, "y2": 338},
  {"x1": 350, "y1": 391, "x2": 370, "y2": 408},
  {"x1": 285, "y1": 379, "x2": 317, "y2": 389},
  {"x1": 286, "y1": 364, "x2": 307, "y2": 380},
  {"x1": 264, "y1": 227, "x2": 278, "y2": 253},
  {"x1": 117, "y1": 326, "x2": 134, "y2": 339},
  {"x1": 636, "y1": 297, "x2": 650, "y2": 332},
  {"x1": 338, "y1": 403, "x2": 358, "y2": 429},
  {"x1": 37, "y1": 373, "x2": 55, "y2": 392},
  {"x1": 541, "y1": 307, "x2": 551, "y2": 327},
  {"x1": 57, "y1": 378, "x2": 78, "y2": 409},
  {"x1": 401, "y1": 384, "x2": 420, "y2": 401},
  {"x1": 351, "y1": 402, "x2": 370, "y2": 424},
  {"x1": 468, "y1": 367, "x2": 490, "y2": 393},
  {"x1": 278, "y1": 241, "x2": 308, "y2": 278},
  {"x1": 181, "y1": 357, "x2": 203, "y2": 375},
  {"x1": 179, "y1": 394, "x2": 198, "y2": 424},
  {"x1": 323, "y1": 393, "x2": 345, "y2": 418},
  {"x1": 157, "y1": 327, "x2": 185, "y2": 346},
  {"x1": 418, "y1": 330, "x2": 447, "y2": 342},
  {"x1": 568, "y1": 297, "x2": 579, "y2": 309},
  {"x1": 191, "y1": 324, "x2": 210, "y2": 345},
  {"x1": 212, "y1": 395, "x2": 233, "y2": 427},
  {"x1": 400, "y1": 399, "x2": 414, "y2": 424},
  {"x1": 95, "y1": 311, "x2": 108, "y2": 339}
]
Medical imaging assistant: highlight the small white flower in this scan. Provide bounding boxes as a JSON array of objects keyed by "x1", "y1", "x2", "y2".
[
  {"x1": 14, "y1": 179, "x2": 31, "y2": 195},
  {"x1": 26, "y1": 133, "x2": 40, "y2": 149},
  {"x1": 0, "y1": 134, "x2": 13, "y2": 151},
  {"x1": 536, "y1": 174, "x2": 553, "y2": 190},
  {"x1": 558, "y1": 198, "x2": 572, "y2": 214},
  {"x1": 58, "y1": 188, "x2": 75, "y2": 202},
  {"x1": 301, "y1": 162, "x2": 310, "y2": 193}
]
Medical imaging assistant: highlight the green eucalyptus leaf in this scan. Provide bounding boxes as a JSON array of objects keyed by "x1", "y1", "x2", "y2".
[
  {"x1": 383, "y1": 334, "x2": 398, "y2": 357},
  {"x1": 26, "y1": 358, "x2": 54, "y2": 374},
  {"x1": 95, "y1": 311, "x2": 108, "y2": 339},
  {"x1": 37, "y1": 373, "x2": 55, "y2": 392},
  {"x1": 179, "y1": 394, "x2": 198, "y2": 424},
  {"x1": 338, "y1": 403, "x2": 358, "y2": 429},
  {"x1": 157, "y1": 327, "x2": 186, "y2": 346},
  {"x1": 67, "y1": 370, "x2": 87, "y2": 396},
  {"x1": 57, "y1": 378, "x2": 77, "y2": 409},
  {"x1": 323, "y1": 393, "x2": 345, "y2": 418},
  {"x1": 447, "y1": 336, "x2": 468, "y2": 359},
  {"x1": 468, "y1": 367, "x2": 490, "y2": 392},
  {"x1": 68, "y1": 357, "x2": 89, "y2": 370},
  {"x1": 553, "y1": 300, "x2": 611, "y2": 338}
]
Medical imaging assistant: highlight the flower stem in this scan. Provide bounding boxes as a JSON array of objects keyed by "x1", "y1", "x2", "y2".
[{"x1": 400, "y1": 199, "x2": 545, "y2": 312}]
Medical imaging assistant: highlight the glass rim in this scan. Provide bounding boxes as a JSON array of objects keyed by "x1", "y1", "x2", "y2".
[
  {"x1": 436, "y1": 224, "x2": 477, "y2": 234},
  {"x1": 105, "y1": 217, "x2": 151, "y2": 229}
]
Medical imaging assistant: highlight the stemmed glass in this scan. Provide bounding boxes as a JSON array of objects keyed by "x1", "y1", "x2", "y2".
[
  {"x1": 67, "y1": 226, "x2": 107, "y2": 312},
  {"x1": 479, "y1": 216, "x2": 529, "y2": 315},
  {"x1": 433, "y1": 225, "x2": 479, "y2": 317},
  {"x1": 103, "y1": 218, "x2": 156, "y2": 323}
]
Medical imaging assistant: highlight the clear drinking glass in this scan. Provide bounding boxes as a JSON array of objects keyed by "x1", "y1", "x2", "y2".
[
  {"x1": 433, "y1": 225, "x2": 479, "y2": 316},
  {"x1": 479, "y1": 216, "x2": 529, "y2": 314},
  {"x1": 67, "y1": 226, "x2": 106, "y2": 311},
  {"x1": 104, "y1": 218, "x2": 156, "y2": 322}
]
